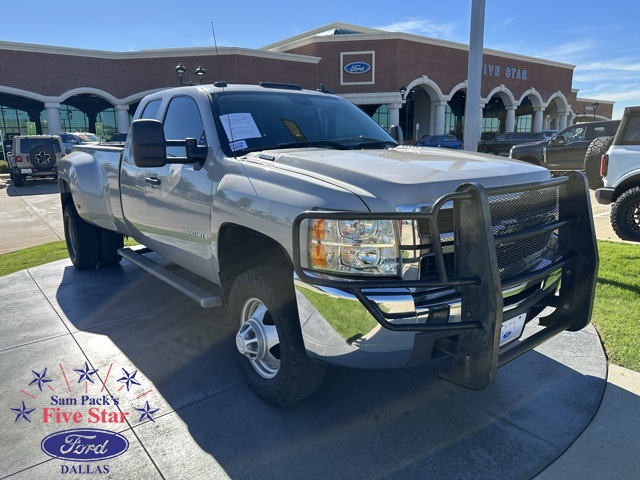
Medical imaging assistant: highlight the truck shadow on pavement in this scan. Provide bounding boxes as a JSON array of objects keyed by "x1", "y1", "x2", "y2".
[
  {"x1": 4, "y1": 178, "x2": 59, "y2": 197},
  {"x1": 47, "y1": 259, "x2": 607, "y2": 480}
]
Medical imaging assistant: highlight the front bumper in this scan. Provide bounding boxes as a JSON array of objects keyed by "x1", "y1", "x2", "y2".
[{"x1": 292, "y1": 172, "x2": 598, "y2": 390}]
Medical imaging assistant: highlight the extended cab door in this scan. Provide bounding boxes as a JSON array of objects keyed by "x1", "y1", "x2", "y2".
[
  {"x1": 138, "y1": 95, "x2": 215, "y2": 278},
  {"x1": 544, "y1": 124, "x2": 589, "y2": 170}
]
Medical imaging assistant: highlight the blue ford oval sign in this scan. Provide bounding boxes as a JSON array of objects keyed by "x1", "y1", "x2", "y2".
[
  {"x1": 41, "y1": 428, "x2": 129, "y2": 461},
  {"x1": 344, "y1": 62, "x2": 371, "y2": 74}
]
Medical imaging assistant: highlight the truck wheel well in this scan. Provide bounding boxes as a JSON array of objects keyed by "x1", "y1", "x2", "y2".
[
  {"x1": 218, "y1": 224, "x2": 292, "y2": 299},
  {"x1": 614, "y1": 175, "x2": 640, "y2": 202},
  {"x1": 59, "y1": 180, "x2": 73, "y2": 208}
]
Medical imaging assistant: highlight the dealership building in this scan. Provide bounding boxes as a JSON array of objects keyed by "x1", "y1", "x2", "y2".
[{"x1": 0, "y1": 22, "x2": 613, "y2": 142}]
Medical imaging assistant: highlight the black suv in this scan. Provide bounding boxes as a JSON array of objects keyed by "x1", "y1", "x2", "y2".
[
  {"x1": 478, "y1": 131, "x2": 548, "y2": 155},
  {"x1": 509, "y1": 120, "x2": 620, "y2": 173}
]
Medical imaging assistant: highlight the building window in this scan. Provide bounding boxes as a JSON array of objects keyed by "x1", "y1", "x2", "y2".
[
  {"x1": 516, "y1": 114, "x2": 532, "y2": 132},
  {"x1": 0, "y1": 106, "x2": 30, "y2": 137},
  {"x1": 60, "y1": 104, "x2": 89, "y2": 132},
  {"x1": 97, "y1": 107, "x2": 117, "y2": 140},
  {"x1": 482, "y1": 117, "x2": 500, "y2": 133},
  {"x1": 372, "y1": 104, "x2": 389, "y2": 131}
]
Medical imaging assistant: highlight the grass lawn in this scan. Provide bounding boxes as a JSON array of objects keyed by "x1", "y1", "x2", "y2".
[
  {"x1": 591, "y1": 241, "x2": 640, "y2": 372},
  {"x1": 0, "y1": 239, "x2": 637, "y2": 371}
]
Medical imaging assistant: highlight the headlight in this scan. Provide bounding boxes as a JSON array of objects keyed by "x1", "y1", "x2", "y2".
[{"x1": 308, "y1": 218, "x2": 399, "y2": 276}]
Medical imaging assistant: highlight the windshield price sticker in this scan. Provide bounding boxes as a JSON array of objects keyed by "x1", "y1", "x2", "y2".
[{"x1": 220, "y1": 113, "x2": 262, "y2": 141}]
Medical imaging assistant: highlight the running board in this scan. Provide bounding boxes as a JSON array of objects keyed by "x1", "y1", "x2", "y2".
[{"x1": 118, "y1": 247, "x2": 222, "y2": 309}]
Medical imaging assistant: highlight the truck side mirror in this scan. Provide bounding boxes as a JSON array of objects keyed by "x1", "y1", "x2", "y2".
[
  {"x1": 388, "y1": 125, "x2": 403, "y2": 143},
  {"x1": 130, "y1": 119, "x2": 167, "y2": 168},
  {"x1": 550, "y1": 135, "x2": 566, "y2": 147}
]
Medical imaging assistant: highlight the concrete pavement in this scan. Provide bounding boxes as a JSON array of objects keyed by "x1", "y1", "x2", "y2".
[
  {"x1": 0, "y1": 175, "x2": 63, "y2": 254},
  {"x1": 1, "y1": 172, "x2": 639, "y2": 479}
]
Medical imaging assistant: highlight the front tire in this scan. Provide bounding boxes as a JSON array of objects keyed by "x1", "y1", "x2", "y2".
[
  {"x1": 584, "y1": 136, "x2": 613, "y2": 190},
  {"x1": 229, "y1": 266, "x2": 326, "y2": 405},
  {"x1": 63, "y1": 203, "x2": 101, "y2": 269},
  {"x1": 611, "y1": 187, "x2": 640, "y2": 241}
]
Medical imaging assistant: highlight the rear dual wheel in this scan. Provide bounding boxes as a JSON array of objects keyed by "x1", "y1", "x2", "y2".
[{"x1": 63, "y1": 203, "x2": 124, "y2": 269}]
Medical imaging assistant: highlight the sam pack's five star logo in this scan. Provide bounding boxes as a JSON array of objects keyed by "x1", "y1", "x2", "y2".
[{"x1": 11, "y1": 363, "x2": 161, "y2": 425}]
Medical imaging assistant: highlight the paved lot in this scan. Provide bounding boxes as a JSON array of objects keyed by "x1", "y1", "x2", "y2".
[
  {"x1": 1, "y1": 173, "x2": 638, "y2": 479},
  {"x1": 0, "y1": 257, "x2": 606, "y2": 479},
  {"x1": 0, "y1": 176, "x2": 63, "y2": 254}
]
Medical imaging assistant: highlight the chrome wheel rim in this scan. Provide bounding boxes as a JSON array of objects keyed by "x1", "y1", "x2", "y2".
[{"x1": 236, "y1": 297, "x2": 280, "y2": 379}]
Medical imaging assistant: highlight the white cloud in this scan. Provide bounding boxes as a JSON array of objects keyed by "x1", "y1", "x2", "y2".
[
  {"x1": 532, "y1": 40, "x2": 598, "y2": 62},
  {"x1": 578, "y1": 59, "x2": 640, "y2": 72},
  {"x1": 500, "y1": 17, "x2": 518, "y2": 28},
  {"x1": 375, "y1": 18, "x2": 463, "y2": 41}
]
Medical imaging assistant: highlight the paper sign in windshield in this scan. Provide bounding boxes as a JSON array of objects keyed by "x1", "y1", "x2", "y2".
[{"x1": 220, "y1": 113, "x2": 261, "y2": 142}]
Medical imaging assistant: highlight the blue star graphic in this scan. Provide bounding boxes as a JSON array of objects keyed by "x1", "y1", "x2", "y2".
[
  {"x1": 29, "y1": 368, "x2": 52, "y2": 391},
  {"x1": 74, "y1": 362, "x2": 99, "y2": 384},
  {"x1": 117, "y1": 368, "x2": 141, "y2": 392},
  {"x1": 11, "y1": 401, "x2": 35, "y2": 423},
  {"x1": 135, "y1": 401, "x2": 159, "y2": 423}
]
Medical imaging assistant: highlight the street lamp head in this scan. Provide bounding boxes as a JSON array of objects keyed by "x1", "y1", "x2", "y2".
[
  {"x1": 175, "y1": 63, "x2": 186, "y2": 77},
  {"x1": 195, "y1": 66, "x2": 206, "y2": 85}
]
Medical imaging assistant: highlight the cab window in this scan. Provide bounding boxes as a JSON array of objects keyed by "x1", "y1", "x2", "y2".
[
  {"x1": 140, "y1": 99, "x2": 161, "y2": 120},
  {"x1": 162, "y1": 96, "x2": 207, "y2": 157}
]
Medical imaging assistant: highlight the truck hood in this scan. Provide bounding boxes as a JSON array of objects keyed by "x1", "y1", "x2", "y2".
[{"x1": 252, "y1": 146, "x2": 551, "y2": 211}]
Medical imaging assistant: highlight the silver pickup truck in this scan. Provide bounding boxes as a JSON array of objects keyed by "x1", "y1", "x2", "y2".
[{"x1": 58, "y1": 82, "x2": 598, "y2": 405}]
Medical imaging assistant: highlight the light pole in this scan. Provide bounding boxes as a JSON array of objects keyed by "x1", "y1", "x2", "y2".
[{"x1": 591, "y1": 101, "x2": 599, "y2": 120}]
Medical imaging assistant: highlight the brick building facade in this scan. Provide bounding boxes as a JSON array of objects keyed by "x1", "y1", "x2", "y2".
[{"x1": 0, "y1": 22, "x2": 613, "y2": 141}]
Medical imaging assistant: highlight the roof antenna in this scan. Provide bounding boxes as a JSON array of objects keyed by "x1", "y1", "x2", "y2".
[{"x1": 211, "y1": 21, "x2": 235, "y2": 158}]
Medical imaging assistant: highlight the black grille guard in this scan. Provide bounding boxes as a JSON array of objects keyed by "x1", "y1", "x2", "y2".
[{"x1": 292, "y1": 172, "x2": 598, "y2": 389}]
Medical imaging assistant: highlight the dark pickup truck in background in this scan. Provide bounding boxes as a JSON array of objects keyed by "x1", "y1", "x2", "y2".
[
  {"x1": 478, "y1": 131, "x2": 551, "y2": 155},
  {"x1": 509, "y1": 120, "x2": 620, "y2": 186}
]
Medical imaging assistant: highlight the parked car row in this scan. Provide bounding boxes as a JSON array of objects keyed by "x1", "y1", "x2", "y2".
[
  {"x1": 509, "y1": 120, "x2": 620, "y2": 187},
  {"x1": 417, "y1": 134, "x2": 463, "y2": 149},
  {"x1": 477, "y1": 131, "x2": 556, "y2": 155}
]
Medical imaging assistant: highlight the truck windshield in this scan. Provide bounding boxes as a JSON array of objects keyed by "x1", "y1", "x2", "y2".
[{"x1": 210, "y1": 90, "x2": 397, "y2": 156}]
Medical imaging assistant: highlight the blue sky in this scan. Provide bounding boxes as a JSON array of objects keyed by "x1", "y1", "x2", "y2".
[{"x1": 3, "y1": 0, "x2": 639, "y2": 118}]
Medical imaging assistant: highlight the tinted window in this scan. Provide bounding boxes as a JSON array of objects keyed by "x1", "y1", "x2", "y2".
[
  {"x1": 163, "y1": 96, "x2": 206, "y2": 157},
  {"x1": 140, "y1": 99, "x2": 162, "y2": 120},
  {"x1": 444, "y1": 135, "x2": 458, "y2": 141},
  {"x1": 602, "y1": 122, "x2": 620, "y2": 136},
  {"x1": 623, "y1": 118, "x2": 640, "y2": 142},
  {"x1": 19, "y1": 138, "x2": 61, "y2": 153},
  {"x1": 562, "y1": 126, "x2": 585, "y2": 142}
]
